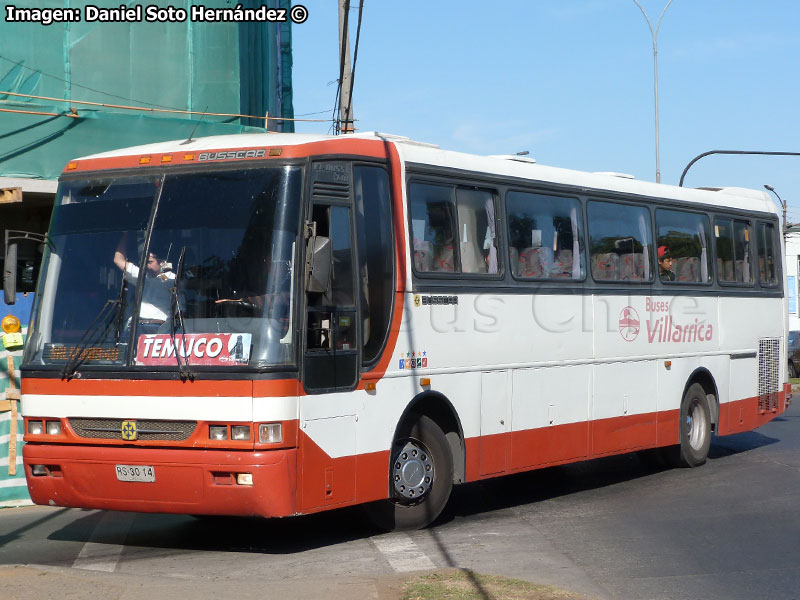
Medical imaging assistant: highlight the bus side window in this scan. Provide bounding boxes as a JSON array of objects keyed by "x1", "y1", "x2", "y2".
[
  {"x1": 409, "y1": 182, "x2": 458, "y2": 273},
  {"x1": 587, "y1": 201, "x2": 653, "y2": 282},
  {"x1": 715, "y1": 218, "x2": 752, "y2": 284},
  {"x1": 507, "y1": 191, "x2": 585, "y2": 280},
  {"x1": 757, "y1": 222, "x2": 778, "y2": 286},
  {"x1": 655, "y1": 209, "x2": 712, "y2": 284},
  {"x1": 455, "y1": 188, "x2": 499, "y2": 275}
]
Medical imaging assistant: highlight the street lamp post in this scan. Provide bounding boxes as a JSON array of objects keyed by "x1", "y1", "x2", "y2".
[
  {"x1": 764, "y1": 184, "x2": 788, "y2": 241},
  {"x1": 633, "y1": 0, "x2": 674, "y2": 184}
]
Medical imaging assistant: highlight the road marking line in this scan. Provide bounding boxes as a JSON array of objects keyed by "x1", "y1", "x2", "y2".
[
  {"x1": 371, "y1": 533, "x2": 436, "y2": 572},
  {"x1": 73, "y1": 511, "x2": 135, "y2": 572}
]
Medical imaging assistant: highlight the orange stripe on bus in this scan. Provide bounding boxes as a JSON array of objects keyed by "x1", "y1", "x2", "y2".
[
  {"x1": 23, "y1": 377, "x2": 252, "y2": 397},
  {"x1": 63, "y1": 139, "x2": 389, "y2": 174}
]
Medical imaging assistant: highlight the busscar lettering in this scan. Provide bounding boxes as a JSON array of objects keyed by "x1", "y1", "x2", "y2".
[
  {"x1": 197, "y1": 149, "x2": 267, "y2": 162},
  {"x1": 421, "y1": 296, "x2": 459, "y2": 306},
  {"x1": 5, "y1": 5, "x2": 81, "y2": 25}
]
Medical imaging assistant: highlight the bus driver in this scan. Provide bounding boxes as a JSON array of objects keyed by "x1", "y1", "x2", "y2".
[{"x1": 113, "y1": 237, "x2": 176, "y2": 333}]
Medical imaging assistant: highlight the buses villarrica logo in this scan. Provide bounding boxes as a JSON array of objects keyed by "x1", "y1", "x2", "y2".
[
  {"x1": 121, "y1": 420, "x2": 138, "y2": 441},
  {"x1": 619, "y1": 306, "x2": 640, "y2": 342}
]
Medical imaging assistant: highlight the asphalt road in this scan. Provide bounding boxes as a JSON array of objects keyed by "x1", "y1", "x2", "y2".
[{"x1": 1, "y1": 400, "x2": 799, "y2": 600}]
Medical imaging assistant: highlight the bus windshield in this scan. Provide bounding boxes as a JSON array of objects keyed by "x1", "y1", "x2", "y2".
[{"x1": 24, "y1": 165, "x2": 302, "y2": 371}]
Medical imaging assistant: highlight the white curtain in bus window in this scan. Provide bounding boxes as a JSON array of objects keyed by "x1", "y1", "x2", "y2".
[
  {"x1": 655, "y1": 209, "x2": 712, "y2": 283},
  {"x1": 408, "y1": 183, "x2": 458, "y2": 273},
  {"x1": 455, "y1": 188, "x2": 496, "y2": 274},
  {"x1": 587, "y1": 201, "x2": 653, "y2": 282},
  {"x1": 715, "y1": 218, "x2": 752, "y2": 284},
  {"x1": 757, "y1": 222, "x2": 778, "y2": 286},
  {"x1": 506, "y1": 191, "x2": 585, "y2": 280}
]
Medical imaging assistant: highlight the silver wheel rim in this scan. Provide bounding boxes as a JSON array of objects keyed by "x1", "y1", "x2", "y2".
[
  {"x1": 686, "y1": 400, "x2": 707, "y2": 451},
  {"x1": 392, "y1": 440, "x2": 434, "y2": 503}
]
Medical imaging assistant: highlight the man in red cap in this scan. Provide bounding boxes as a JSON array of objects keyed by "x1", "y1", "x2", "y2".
[{"x1": 658, "y1": 245, "x2": 675, "y2": 281}]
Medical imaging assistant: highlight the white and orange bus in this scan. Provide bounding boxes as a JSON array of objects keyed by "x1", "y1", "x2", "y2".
[{"x1": 10, "y1": 132, "x2": 790, "y2": 529}]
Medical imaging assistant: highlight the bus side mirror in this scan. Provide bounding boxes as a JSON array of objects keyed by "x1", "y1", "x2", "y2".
[
  {"x1": 3, "y1": 242, "x2": 17, "y2": 305},
  {"x1": 305, "y1": 236, "x2": 332, "y2": 294}
]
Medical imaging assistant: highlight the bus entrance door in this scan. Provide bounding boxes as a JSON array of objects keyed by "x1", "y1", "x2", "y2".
[{"x1": 299, "y1": 162, "x2": 361, "y2": 511}]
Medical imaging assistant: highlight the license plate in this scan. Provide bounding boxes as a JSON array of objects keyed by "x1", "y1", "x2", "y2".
[{"x1": 115, "y1": 464, "x2": 155, "y2": 482}]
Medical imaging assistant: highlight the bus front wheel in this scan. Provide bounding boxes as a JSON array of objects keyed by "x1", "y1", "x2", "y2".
[
  {"x1": 667, "y1": 383, "x2": 712, "y2": 468},
  {"x1": 366, "y1": 414, "x2": 453, "y2": 531}
]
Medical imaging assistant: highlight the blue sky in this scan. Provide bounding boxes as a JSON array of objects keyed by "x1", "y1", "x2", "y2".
[{"x1": 292, "y1": 1, "x2": 800, "y2": 223}]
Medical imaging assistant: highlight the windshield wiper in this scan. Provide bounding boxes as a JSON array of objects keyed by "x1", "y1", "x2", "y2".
[
  {"x1": 60, "y1": 298, "x2": 123, "y2": 380},
  {"x1": 62, "y1": 270, "x2": 131, "y2": 380},
  {"x1": 170, "y1": 246, "x2": 194, "y2": 382}
]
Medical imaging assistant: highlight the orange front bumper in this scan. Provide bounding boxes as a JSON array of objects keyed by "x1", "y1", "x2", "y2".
[{"x1": 23, "y1": 443, "x2": 297, "y2": 517}]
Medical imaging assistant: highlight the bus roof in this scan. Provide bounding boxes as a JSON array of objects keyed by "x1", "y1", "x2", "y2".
[{"x1": 72, "y1": 132, "x2": 778, "y2": 217}]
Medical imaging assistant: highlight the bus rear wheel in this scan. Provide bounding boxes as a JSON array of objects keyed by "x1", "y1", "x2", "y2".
[
  {"x1": 666, "y1": 383, "x2": 712, "y2": 468},
  {"x1": 366, "y1": 414, "x2": 453, "y2": 531}
]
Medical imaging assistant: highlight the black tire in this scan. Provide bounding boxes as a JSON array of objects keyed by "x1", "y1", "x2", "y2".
[
  {"x1": 365, "y1": 414, "x2": 453, "y2": 531},
  {"x1": 789, "y1": 361, "x2": 797, "y2": 379},
  {"x1": 665, "y1": 383, "x2": 712, "y2": 468}
]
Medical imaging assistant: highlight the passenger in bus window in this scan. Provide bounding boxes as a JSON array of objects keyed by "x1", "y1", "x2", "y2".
[
  {"x1": 658, "y1": 246, "x2": 676, "y2": 281},
  {"x1": 113, "y1": 236, "x2": 176, "y2": 332},
  {"x1": 427, "y1": 203, "x2": 455, "y2": 272}
]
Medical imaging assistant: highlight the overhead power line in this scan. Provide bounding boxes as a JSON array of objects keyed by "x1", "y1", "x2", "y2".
[
  {"x1": 0, "y1": 90, "x2": 329, "y2": 123},
  {"x1": 0, "y1": 54, "x2": 183, "y2": 112}
]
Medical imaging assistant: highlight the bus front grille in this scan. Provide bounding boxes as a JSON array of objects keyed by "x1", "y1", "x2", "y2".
[{"x1": 69, "y1": 418, "x2": 197, "y2": 441}]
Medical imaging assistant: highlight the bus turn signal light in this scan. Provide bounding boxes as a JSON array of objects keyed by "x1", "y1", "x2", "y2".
[{"x1": 258, "y1": 423, "x2": 282, "y2": 444}]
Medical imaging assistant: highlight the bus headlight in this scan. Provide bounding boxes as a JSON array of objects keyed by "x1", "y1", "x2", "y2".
[
  {"x1": 209, "y1": 425, "x2": 228, "y2": 440},
  {"x1": 258, "y1": 423, "x2": 282, "y2": 444},
  {"x1": 46, "y1": 420, "x2": 62, "y2": 436},
  {"x1": 28, "y1": 420, "x2": 44, "y2": 435},
  {"x1": 231, "y1": 425, "x2": 250, "y2": 441}
]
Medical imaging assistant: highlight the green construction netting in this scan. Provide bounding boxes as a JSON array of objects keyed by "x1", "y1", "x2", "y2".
[{"x1": 0, "y1": 0, "x2": 294, "y2": 180}]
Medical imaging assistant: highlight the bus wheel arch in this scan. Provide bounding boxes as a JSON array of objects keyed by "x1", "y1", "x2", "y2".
[
  {"x1": 684, "y1": 368, "x2": 719, "y2": 433},
  {"x1": 394, "y1": 391, "x2": 465, "y2": 485},
  {"x1": 664, "y1": 370, "x2": 717, "y2": 468},
  {"x1": 366, "y1": 392, "x2": 463, "y2": 531}
]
